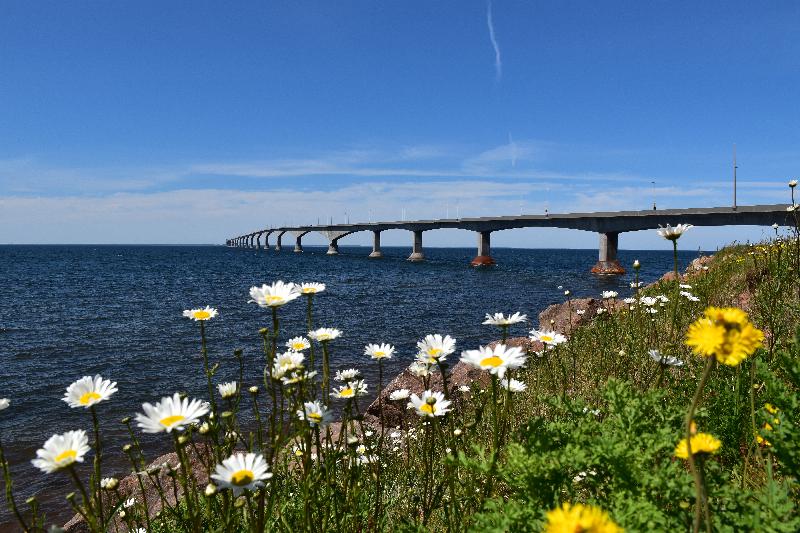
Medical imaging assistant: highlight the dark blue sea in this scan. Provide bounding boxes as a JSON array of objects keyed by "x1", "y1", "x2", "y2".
[{"x1": 0, "y1": 244, "x2": 705, "y2": 529}]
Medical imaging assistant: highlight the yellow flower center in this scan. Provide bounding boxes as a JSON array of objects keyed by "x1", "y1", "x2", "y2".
[
  {"x1": 480, "y1": 356, "x2": 504, "y2": 368},
  {"x1": 339, "y1": 388, "x2": 354, "y2": 398},
  {"x1": 55, "y1": 449, "x2": 77, "y2": 464},
  {"x1": 420, "y1": 403, "x2": 436, "y2": 415},
  {"x1": 265, "y1": 295, "x2": 283, "y2": 304},
  {"x1": 427, "y1": 348, "x2": 442, "y2": 356},
  {"x1": 541, "y1": 335, "x2": 553, "y2": 342},
  {"x1": 303, "y1": 288, "x2": 316, "y2": 294},
  {"x1": 193, "y1": 310, "x2": 211, "y2": 320},
  {"x1": 230, "y1": 469, "x2": 254, "y2": 486},
  {"x1": 292, "y1": 343, "x2": 305, "y2": 350},
  {"x1": 79, "y1": 392, "x2": 102, "y2": 405},
  {"x1": 308, "y1": 412, "x2": 323, "y2": 423},
  {"x1": 160, "y1": 415, "x2": 185, "y2": 428},
  {"x1": 374, "y1": 351, "x2": 386, "y2": 358}
]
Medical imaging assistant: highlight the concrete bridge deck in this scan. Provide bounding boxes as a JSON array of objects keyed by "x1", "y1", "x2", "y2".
[{"x1": 226, "y1": 204, "x2": 791, "y2": 274}]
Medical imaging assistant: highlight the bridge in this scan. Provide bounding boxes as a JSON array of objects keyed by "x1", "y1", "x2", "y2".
[{"x1": 226, "y1": 204, "x2": 791, "y2": 274}]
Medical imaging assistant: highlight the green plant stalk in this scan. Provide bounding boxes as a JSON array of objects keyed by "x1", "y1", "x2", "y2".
[
  {"x1": 67, "y1": 465, "x2": 98, "y2": 531},
  {"x1": 0, "y1": 438, "x2": 30, "y2": 532},
  {"x1": 199, "y1": 321, "x2": 217, "y2": 416},
  {"x1": 321, "y1": 341, "x2": 331, "y2": 400},
  {"x1": 685, "y1": 357, "x2": 714, "y2": 533},
  {"x1": 90, "y1": 406, "x2": 105, "y2": 531},
  {"x1": 173, "y1": 432, "x2": 198, "y2": 531}
]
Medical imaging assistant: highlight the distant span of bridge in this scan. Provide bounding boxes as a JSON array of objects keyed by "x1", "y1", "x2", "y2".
[{"x1": 226, "y1": 204, "x2": 791, "y2": 274}]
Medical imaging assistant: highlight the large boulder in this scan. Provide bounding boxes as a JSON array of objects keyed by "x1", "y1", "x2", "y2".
[
  {"x1": 364, "y1": 360, "x2": 492, "y2": 429},
  {"x1": 537, "y1": 297, "x2": 605, "y2": 334}
]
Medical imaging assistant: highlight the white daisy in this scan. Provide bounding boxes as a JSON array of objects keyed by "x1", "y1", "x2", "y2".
[
  {"x1": 308, "y1": 328, "x2": 342, "y2": 342},
  {"x1": 0, "y1": 398, "x2": 10, "y2": 411},
  {"x1": 272, "y1": 351, "x2": 305, "y2": 379},
  {"x1": 211, "y1": 453, "x2": 272, "y2": 497},
  {"x1": 656, "y1": 294, "x2": 669, "y2": 303},
  {"x1": 389, "y1": 388, "x2": 411, "y2": 401},
  {"x1": 575, "y1": 309, "x2": 586, "y2": 315},
  {"x1": 596, "y1": 308, "x2": 607, "y2": 315},
  {"x1": 31, "y1": 430, "x2": 90, "y2": 473},
  {"x1": 123, "y1": 498, "x2": 136, "y2": 508},
  {"x1": 364, "y1": 343, "x2": 395, "y2": 360},
  {"x1": 334, "y1": 368, "x2": 360, "y2": 381},
  {"x1": 408, "y1": 361, "x2": 431, "y2": 377},
  {"x1": 281, "y1": 369, "x2": 316, "y2": 385},
  {"x1": 458, "y1": 385, "x2": 471, "y2": 393},
  {"x1": 63, "y1": 375, "x2": 118, "y2": 409},
  {"x1": 601, "y1": 291, "x2": 618, "y2": 299},
  {"x1": 248, "y1": 281, "x2": 300, "y2": 308},
  {"x1": 639, "y1": 296, "x2": 658, "y2": 306},
  {"x1": 656, "y1": 223, "x2": 692, "y2": 241},
  {"x1": 500, "y1": 377, "x2": 527, "y2": 392},
  {"x1": 630, "y1": 281, "x2": 643, "y2": 288},
  {"x1": 648, "y1": 349, "x2": 684, "y2": 367},
  {"x1": 217, "y1": 381, "x2": 238, "y2": 399},
  {"x1": 679, "y1": 284, "x2": 693, "y2": 289},
  {"x1": 100, "y1": 477, "x2": 118, "y2": 490},
  {"x1": 135, "y1": 393, "x2": 209, "y2": 433},
  {"x1": 298, "y1": 282, "x2": 326, "y2": 295},
  {"x1": 482, "y1": 312, "x2": 528, "y2": 326},
  {"x1": 460, "y1": 344, "x2": 527, "y2": 379},
  {"x1": 331, "y1": 380, "x2": 368, "y2": 399},
  {"x1": 297, "y1": 401, "x2": 332, "y2": 427},
  {"x1": 529, "y1": 329, "x2": 567, "y2": 346},
  {"x1": 407, "y1": 390, "x2": 452, "y2": 418},
  {"x1": 623, "y1": 297, "x2": 636, "y2": 304},
  {"x1": 285, "y1": 337, "x2": 311, "y2": 351},
  {"x1": 416, "y1": 334, "x2": 457, "y2": 363},
  {"x1": 182, "y1": 306, "x2": 218, "y2": 321}
]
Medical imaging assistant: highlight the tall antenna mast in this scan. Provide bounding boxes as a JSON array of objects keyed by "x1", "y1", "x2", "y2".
[{"x1": 733, "y1": 143, "x2": 738, "y2": 210}]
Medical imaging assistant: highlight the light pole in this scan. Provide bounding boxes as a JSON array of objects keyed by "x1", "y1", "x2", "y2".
[
  {"x1": 651, "y1": 181, "x2": 656, "y2": 210},
  {"x1": 733, "y1": 144, "x2": 738, "y2": 210}
]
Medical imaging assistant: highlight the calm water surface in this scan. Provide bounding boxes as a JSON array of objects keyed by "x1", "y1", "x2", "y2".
[{"x1": 0, "y1": 244, "x2": 705, "y2": 528}]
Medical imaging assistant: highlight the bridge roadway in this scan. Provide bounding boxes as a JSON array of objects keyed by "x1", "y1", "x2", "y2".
[{"x1": 226, "y1": 204, "x2": 791, "y2": 274}]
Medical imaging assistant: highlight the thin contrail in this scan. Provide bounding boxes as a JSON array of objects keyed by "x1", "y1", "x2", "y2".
[{"x1": 486, "y1": 1, "x2": 502, "y2": 81}]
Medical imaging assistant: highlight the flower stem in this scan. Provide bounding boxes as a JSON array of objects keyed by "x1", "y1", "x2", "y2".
[
  {"x1": 90, "y1": 406, "x2": 105, "y2": 531},
  {"x1": 685, "y1": 358, "x2": 714, "y2": 533}
]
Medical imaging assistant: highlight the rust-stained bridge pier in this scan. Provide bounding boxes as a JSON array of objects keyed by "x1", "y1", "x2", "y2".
[{"x1": 226, "y1": 204, "x2": 790, "y2": 274}]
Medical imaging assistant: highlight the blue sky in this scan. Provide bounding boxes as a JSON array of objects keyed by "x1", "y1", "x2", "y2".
[{"x1": 1, "y1": 1, "x2": 798, "y2": 248}]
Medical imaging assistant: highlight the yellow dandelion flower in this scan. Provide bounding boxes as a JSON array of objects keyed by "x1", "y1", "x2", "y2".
[
  {"x1": 544, "y1": 502, "x2": 622, "y2": 533},
  {"x1": 685, "y1": 307, "x2": 764, "y2": 366},
  {"x1": 756, "y1": 434, "x2": 772, "y2": 447},
  {"x1": 764, "y1": 403, "x2": 778, "y2": 414},
  {"x1": 674, "y1": 432, "x2": 721, "y2": 459}
]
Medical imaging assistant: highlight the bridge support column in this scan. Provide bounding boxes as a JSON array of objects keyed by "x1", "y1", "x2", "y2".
[
  {"x1": 263, "y1": 233, "x2": 270, "y2": 251},
  {"x1": 256, "y1": 234, "x2": 263, "y2": 250},
  {"x1": 470, "y1": 231, "x2": 496, "y2": 266},
  {"x1": 327, "y1": 239, "x2": 339, "y2": 255},
  {"x1": 408, "y1": 230, "x2": 424, "y2": 262},
  {"x1": 275, "y1": 234, "x2": 283, "y2": 252},
  {"x1": 369, "y1": 231, "x2": 383, "y2": 258},
  {"x1": 294, "y1": 235, "x2": 303, "y2": 253},
  {"x1": 591, "y1": 232, "x2": 625, "y2": 275}
]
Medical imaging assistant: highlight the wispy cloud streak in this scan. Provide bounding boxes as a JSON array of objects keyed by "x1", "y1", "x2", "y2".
[{"x1": 486, "y1": 1, "x2": 502, "y2": 81}]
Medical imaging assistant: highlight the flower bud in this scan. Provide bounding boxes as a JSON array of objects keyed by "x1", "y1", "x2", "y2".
[
  {"x1": 633, "y1": 259, "x2": 641, "y2": 269},
  {"x1": 100, "y1": 477, "x2": 118, "y2": 490},
  {"x1": 121, "y1": 416, "x2": 131, "y2": 425},
  {"x1": 122, "y1": 444, "x2": 133, "y2": 453},
  {"x1": 178, "y1": 434, "x2": 190, "y2": 445},
  {"x1": 259, "y1": 327, "x2": 269, "y2": 336},
  {"x1": 233, "y1": 349, "x2": 243, "y2": 358},
  {"x1": 221, "y1": 411, "x2": 234, "y2": 420},
  {"x1": 198, "y1": 422, "x2": 210, "y2": 435},
  {"x1": 249, "y1": 386, "x2": 259, "y2": 395},
  {"x1": 453, "y1": 428, "x2": 463, "y2": 436},
  {"x1": 205, "y1": 483, "x2": 217, "y2": 496}
]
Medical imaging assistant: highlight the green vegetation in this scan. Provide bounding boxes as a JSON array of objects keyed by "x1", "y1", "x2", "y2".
[{"x1": 2, "y1": 197, "x2": 800, "y2": 532}]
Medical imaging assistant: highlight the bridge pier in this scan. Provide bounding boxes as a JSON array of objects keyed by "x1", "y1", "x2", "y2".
[
  {"x1": 408, "y1": 230, "x2": 424, "y2": 262},
  {"x1": 470, "y1": 231, "x2": 496, "y2": 266},
  {"x1": 294, "y1": 235, "x2": 303, "y2": 253},
  {"x1": 369, "y1": 230, "x2": 383, "y2": 258},
  {"x1": 327, "y1": 239, "x2": 340, "y2": 255},
  {"x1": 275, "y1": 233, "x2": 283, "y2": 252},
  {"x1": 256, "y1": 233, "x2": 263, "y2": 250},
  {"x1": 591, "y1": 232, "x2": 625, "y2": 275},
  {"x1": 263, "y1": 232, "x2": 271, "y2": 251}
]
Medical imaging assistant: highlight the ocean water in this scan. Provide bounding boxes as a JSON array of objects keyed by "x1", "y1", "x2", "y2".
[{"x1": 0, "y1": 244, "x2": 704, "y2": 528}]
